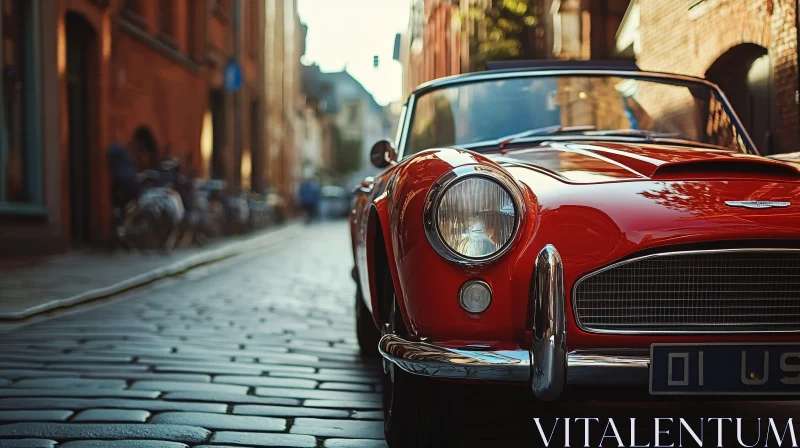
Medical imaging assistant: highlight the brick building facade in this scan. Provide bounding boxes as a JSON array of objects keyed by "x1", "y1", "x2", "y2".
[
  {"x1": 264, "y1": 0, "x2": 303, "y2": 201},
  {"x1": 626, "y1": 0, "x2": 799, "y2": 155},
  {"x1": 65, "y1": 0, "x2": 268, "y2": 249},
  {"x1": 0, "y1": 0, "x2": 312, "y2": 257},
  {"x1": 402, "y1": 0, "x2": 491, "y2": 98},
  {"x1": 401, "y1": 0, "x2": 629, "y2": 99}
]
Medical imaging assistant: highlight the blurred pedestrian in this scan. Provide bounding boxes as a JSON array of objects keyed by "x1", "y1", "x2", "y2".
[{"x1": 298, "y1": 177, "x2": 321, "y2": 224}]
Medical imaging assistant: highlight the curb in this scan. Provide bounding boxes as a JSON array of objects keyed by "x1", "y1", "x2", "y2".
[{"x1": 0, "y1": 223, "x2": 303, "y2": 321}]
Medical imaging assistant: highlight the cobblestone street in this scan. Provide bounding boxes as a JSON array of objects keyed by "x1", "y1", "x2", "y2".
[
  {"x1": 0, "y1": 221, "x2": 385, "y2": 448},
  {"x1": 1, "y1": 221, "x2": 799, "y2": 447}
]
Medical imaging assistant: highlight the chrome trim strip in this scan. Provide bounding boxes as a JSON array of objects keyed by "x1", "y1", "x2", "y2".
[
  {"x1": 404, "y1": 69, "x2": 758, "y2": 156},
  {"x1": 396, "y1": 94, "x2": 415, "y2": 159},
  {"x1": 567, "y1": 349, "x2": 649, "y2": 385},
  {"x1": 531, "y1": 245, "x2": 567, "y2": 400},
  {"x1": 393, "y1": 104, "x2": 408, "y2": 150},
  {"x1": 378, "y1": 334, "x2": 532, "y2": 382},
  {"x1": 724, "y1": 201, "x2": 790, "y2": 209},
  {"x1": 572, "y1": 248, "x2": 800, "y2": 335},
  {"x1": 378, "y1": 334, "x2": 649, "y2": 385},
  {"x1": 413, "y1": 69, "x2": 716, "y2": 94},
  {"x1": 358, "y1": 176, "x2": 375, "y2": 194},
  {"x1": 422, "y1": 164, "x2": 525, "y2": 268}
]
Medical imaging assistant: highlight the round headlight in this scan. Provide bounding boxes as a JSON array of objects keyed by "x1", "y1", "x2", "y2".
[{"x1": 435, "y1": 176, "x2": 518, "y2": 260}]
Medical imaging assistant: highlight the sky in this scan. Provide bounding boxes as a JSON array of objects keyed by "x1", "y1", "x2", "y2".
[{"x1": 297, "y1": 0, "x2": 410, "y2": 106}]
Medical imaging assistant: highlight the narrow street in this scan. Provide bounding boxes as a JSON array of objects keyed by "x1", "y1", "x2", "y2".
[
  {"x1": 0, "y1": 222, "x2": 385, "y2": 448},
  {"x1": 0, "y1": 221, "x2": 799, "y2": 447}
]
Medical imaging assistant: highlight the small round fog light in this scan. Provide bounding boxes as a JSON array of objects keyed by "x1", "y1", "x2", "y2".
[{"x1": 459, "y1": 280, "x2": 492, "y2": 313}]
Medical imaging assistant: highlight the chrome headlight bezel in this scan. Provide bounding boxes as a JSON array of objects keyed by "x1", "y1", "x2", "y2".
[{"x1": 423, "y1": 165, "x2": 525, "y2": 266}]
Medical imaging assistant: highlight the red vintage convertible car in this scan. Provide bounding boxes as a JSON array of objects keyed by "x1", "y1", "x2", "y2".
[{"x1": 349, "y1": 61, "x2": 800, "y2": 445}]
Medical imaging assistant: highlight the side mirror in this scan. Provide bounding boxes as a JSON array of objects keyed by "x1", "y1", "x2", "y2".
[{"x1": 370, "y1": 139, "x2": 397, "y2": 169}]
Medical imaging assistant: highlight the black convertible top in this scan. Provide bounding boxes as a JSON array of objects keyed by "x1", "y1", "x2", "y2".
[{"x1": 485, "y1": 59, "x2": 641, "y2": 72}]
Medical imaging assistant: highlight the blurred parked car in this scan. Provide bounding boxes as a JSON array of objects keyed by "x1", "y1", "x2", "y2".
[{"x1": 319, "y1": 185, "x2": 350, "y2": 219}]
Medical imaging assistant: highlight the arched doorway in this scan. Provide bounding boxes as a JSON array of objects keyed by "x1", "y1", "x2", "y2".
[
  {"x1": 706, "y1": 44, "x2": 777, "y2": 154},
  {"x1": 129, "y1": 125, "x2": 159, "y2": 170},
  {"x1": 65, "y1": 12, "x2": 97, "y2": 245},
  {"x1": 199, "y1": 90, "x2": 226, "y2": 181},
  {"x1": 208, "y1": 89, "x2": 225, "y2": 179}
]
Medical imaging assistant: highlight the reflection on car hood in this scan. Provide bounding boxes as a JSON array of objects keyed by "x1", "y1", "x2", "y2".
[
  {"x1": 472, "y1": 141, "x2": 800, "y2": 278},
  {"x1": 491, "y1": 141, "x2": 800, "y2": 183}
]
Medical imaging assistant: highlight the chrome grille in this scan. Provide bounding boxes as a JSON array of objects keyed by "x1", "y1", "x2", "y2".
[{"x1": 573, "y1": 250, "x2": 800, "y2": 333}]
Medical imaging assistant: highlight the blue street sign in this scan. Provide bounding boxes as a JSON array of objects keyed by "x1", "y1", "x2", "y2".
[{"x1": 223, "y1": 60, "x2": 242, "y2": 92}]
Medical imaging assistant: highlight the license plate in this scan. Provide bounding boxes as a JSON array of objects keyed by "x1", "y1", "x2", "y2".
[{"x1": 650, "y1": 343, "x2": 800, "y2": 395}]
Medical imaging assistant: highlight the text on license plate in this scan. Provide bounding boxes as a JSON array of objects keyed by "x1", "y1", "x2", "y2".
[{"x1": 650, "y1": 344, "x2": 800, "y2": 395}]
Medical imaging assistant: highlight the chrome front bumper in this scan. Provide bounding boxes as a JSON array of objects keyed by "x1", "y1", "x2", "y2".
[
  {"x1": 379, "y1": 244, "x2": 649, "y2": 399},
  {"x1": 379, "y1": 334, "x2": 649, "y2": 386}
]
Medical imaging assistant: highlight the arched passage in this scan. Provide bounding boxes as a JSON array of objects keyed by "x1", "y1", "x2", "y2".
[
  {"x1": 130, "y1": 125, "x2": 159, "y2": 170},
  {"x1": 65, "y1": 11, "x2": 97, "y2": 245},
  {"x1": 705, "y1": 44, "x2": 777, "y2": 154}
]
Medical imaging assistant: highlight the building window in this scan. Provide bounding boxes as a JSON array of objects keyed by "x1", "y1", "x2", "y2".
[
  {"x1": 120, "y1": 0, "x2": 147, "y2": 29},
  {"x1": 157, "y1": 0, "x2": 174, "y2": 38},
  {"x1": 122, "y1": 0, "x2": 143, "y2": 16},
  {"x1": 249, "y1": 0, "x2": 259, "y2": 58},
  {"x1": 210, "y1": 0, "x2": 232, "y2": 21},
  {"x1": 347, "y1": 103, "x2": 360, "y2": 125},
  {"x1": 186, "y1": 4, "x2": 195, "y2": 58},
  {"x1": 0, "y1": 0, "x2": 42, "y2": 212}
]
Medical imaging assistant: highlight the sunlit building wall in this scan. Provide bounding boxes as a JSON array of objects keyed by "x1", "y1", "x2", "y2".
[
  {"x1": 264, "y1": 0, "x2": 305, "y2": 205},
  {"x1": 400, "y1": 0, "x2": 629, "y2": 100},
  {"x1": 1, "y1": 0, "x2": 268, "y2": 256},
  {"x1": 621, "y1": 0, "x2": 799, "y2": 155}
]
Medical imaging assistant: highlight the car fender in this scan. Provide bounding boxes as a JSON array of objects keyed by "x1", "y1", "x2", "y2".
[
  {"x1": 365, "y1": 197, "x2": 405, "y2": 327},
  {"x1": 381, "y1": 148, "x2": 538, "y2": 340}
]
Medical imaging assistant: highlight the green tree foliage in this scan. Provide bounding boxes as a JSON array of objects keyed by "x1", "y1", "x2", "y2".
[
  {"x1": 470, "y1": 0, "x2": 541, "y2": 70},
  {"x1": 333, "y1": 126, "x2": 362, "y2": 175},
  {"x1": 408, "y1": 94, "x2": 457, "y2": 153}
]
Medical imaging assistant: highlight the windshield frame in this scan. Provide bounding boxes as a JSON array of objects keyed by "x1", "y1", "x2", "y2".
[{"x1": 398, "y1": 69, "x2": 760, "y2": 158}]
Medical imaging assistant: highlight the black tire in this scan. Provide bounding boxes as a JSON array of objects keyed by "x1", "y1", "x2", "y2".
[
  {"x1": 355, "y1": 285, "x2": 380, "y2": 357},
  {"x1": 385, "y1": 368, "x2": 464, "y2": 447},
  {"x1": 383, "y1": 296, "x2": 464, "y2": 447}
]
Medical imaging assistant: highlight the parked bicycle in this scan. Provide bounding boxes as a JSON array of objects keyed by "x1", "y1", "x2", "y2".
[{"x1": 109, "y1": 146, "x2": 185, "y2": 253}]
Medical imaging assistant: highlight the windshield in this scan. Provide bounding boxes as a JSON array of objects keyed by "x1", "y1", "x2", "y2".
[{"x1": 406, "y1": 75, "x2": 752, "y2": 155}]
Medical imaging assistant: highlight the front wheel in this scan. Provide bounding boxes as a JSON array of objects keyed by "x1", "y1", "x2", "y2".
[
  {"x1": 382, "y1": 296, "x2": 463, "y2": 447},
  {"x1": 384, "y1": 367, "x2": 464, "y2": 447},
  {"x1": 355, "y1": 285, "x2": 380, "y2": 357}
]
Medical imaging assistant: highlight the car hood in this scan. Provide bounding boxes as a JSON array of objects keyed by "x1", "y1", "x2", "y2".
[
  {"x1": 481, "y1": 141, "x2": 800, "y2": 273},
  {"x1": 491, "y1": 141, "x2": 800, "y2": 183}
]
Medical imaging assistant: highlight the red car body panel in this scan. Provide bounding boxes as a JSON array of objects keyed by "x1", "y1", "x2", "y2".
[{"x1": 351, "y1": 141, "x2": 800, "y2": 352}]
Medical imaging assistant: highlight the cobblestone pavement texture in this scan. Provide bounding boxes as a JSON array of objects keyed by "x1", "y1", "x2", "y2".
[
  {"x1": 0, "y1": 221, "x2": 798, "y2": 447},
  {"x1": 0, "y1": 221, "x2": 387, "y2": 448}
]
